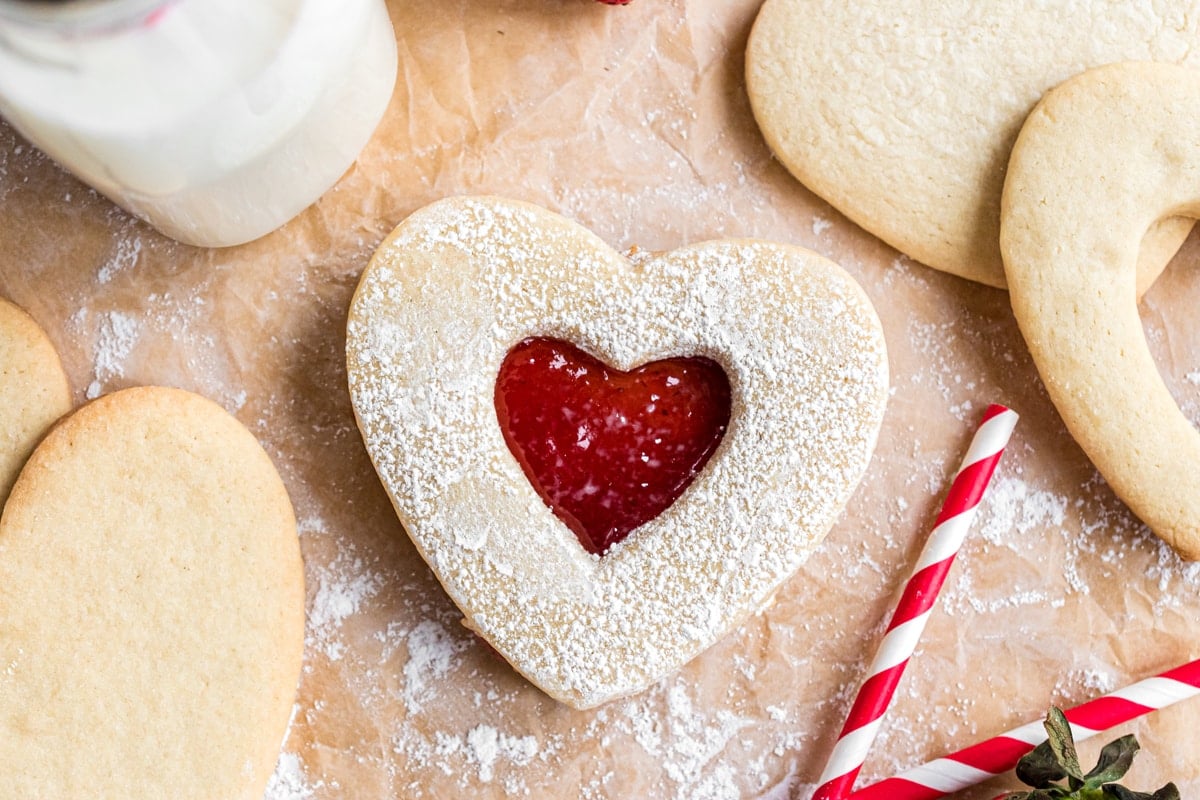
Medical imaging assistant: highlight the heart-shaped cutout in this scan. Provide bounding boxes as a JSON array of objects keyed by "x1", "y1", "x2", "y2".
[
  {"x1": 0, "y1": 297, "x2": 71, "y2": 504},
  {"x1": 0, "y1": 387, "x2": 304, "y2": 798},
  {"x1": 495, "y1": 336, "x2": 732, "y2": 556},
  {"x1": 347, "y1": 197, "x2": 889, "y2": 708},
  {"x1": 745, "y1": 0, "x2": 1197, "y2": 291}
]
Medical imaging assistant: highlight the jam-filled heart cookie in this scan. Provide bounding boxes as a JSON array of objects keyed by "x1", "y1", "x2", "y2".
[
  {"x1": 346, "y1": 196, "x2": 889, "y2": 708},
  {"x1": 1002, "y1": 62, "x2": 1200, "y2": 560},
  {"x1": 0, "y1": 297, "x2": 70, "y2": 503},
  {"x1": 0, "y1": 387, "x2": 305, "y2": 798},
  {"x1": 746, "y1": 0, "x2": 1199, "y2": 291}
]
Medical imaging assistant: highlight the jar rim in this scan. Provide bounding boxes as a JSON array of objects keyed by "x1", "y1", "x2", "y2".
[{"x1": 0, "y1": 0, "x2": 172, "y2": 33}]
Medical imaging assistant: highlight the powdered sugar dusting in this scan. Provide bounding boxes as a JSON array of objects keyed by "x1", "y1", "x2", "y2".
[
  {"x1": 977, "y1": 475, "x2": 1067, "y2": 542},
  {"x1": 465, "y1": 725, "x2": 539, "y2": 783},
  {"x1": 346, "y1": 197, "x2": 889, "y2": 708},
  {"x1": 97, "y1": 234, "x2": 143, "y2": 285},
  {"x1": 264, "y1": 752, "x2": 319, "y2": 800},
  {"x1": 307, "y1": 544, "x2": 384, "y2": 663},
  {"x1": 402, "y1": 619, "x2": 471, "y2": 713},
  {"x1": 85, "y1": 309, "x2": 140, "y2": 399}
]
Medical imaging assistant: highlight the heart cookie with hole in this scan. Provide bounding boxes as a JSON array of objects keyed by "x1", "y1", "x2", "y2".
[
  {"x1": 1002, "y1": 62, "x2": 1200, "y2": 561},
  {"x1": 0, "y1": 386, "x2": 305, "y2": 798},
  {"x1": 745, "y1": 0, "x2": 1200, "y2": 291},
  {"x1": 346, "y1": 196, "x2": 889, "y2": 708}
]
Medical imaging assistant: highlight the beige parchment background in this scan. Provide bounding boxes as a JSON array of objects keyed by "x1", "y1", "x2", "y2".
[{"x1": 1, "y1": 1, "x2": 1198, "y2": 798}]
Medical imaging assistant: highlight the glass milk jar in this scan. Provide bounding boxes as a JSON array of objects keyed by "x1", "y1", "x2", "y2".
[{"x1": 0, "y1": 0, "x2": 397, "y2": 247}]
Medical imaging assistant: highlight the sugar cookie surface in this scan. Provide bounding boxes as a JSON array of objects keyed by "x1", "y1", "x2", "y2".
[
  {"x1": 746, "y1": 0, "x2": 1199, "y2": 290},
  {"x1": 0, "y1": 386, "x2": 305, "y2": 799},
  {"x1": 1002, "y1": 61, "x2": 1200, "y2": 560},
  {"x1": 0, "y1": 297, "x2": 70, "y2": 503},
  {"x1": 347, "y1": 196, "x2": 888, "y2": 708}
]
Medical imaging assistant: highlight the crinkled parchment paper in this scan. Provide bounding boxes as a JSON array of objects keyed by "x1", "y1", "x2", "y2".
[{"x1": 1, "y1": 1, "x2": 1199, "y2": 798}]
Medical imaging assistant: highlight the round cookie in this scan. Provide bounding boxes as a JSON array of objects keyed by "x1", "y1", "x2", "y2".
[
  {"x1": 0, "y1": 386, "x2": 305, "y2": 798},
  {"x1": 1001, "y1": 62, "x2": 1200, "y2": 560},
  {"x1": 347, "y1": 196, "x2": 889, "y2": 708},
  {"x1": 746, "y1": 0, "x2": 1199, "y2": 290},
  {"x1": 0, "y1": 297, "x2": 71, "y2": 504}
]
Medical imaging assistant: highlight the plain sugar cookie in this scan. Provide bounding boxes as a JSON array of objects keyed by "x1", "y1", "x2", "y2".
[
  {"x1": 0, "y1": 386, "x2": 305, "y2": 798},
  {"x1": 0, "y1": 297, "x2": 70, "y2": 504},
  {"x1": 1002, "y1": 62, "x2": 1200, "y2": 560},
  {"x1": 746, "y1": 0, "x2": 1199, "y2": 290},
  {"x1": 347, "y1": 196, "x2": 888, "y2": 708}
]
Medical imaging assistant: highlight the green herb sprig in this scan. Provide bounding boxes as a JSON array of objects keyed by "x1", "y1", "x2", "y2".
[{"x1": 1002, "y1": 707, "x2": 1179, "y2": 800}]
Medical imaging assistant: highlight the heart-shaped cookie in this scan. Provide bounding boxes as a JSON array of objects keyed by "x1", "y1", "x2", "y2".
[
  {"x1": 745, "y1": 0, "x2": 1200, "y2": 291},
  {"x1": 0, "y1": 387, "x2": 305, "y2": 798},
  {"x1": 346, "y1": 196, "x2": 889, "y2": 708},
  {"x1": 1002, "y1": 62, "x2": 1200, "y2": 561},
  {"x1": 0, "y1": 297, "x2": 71, "y2": 504}
]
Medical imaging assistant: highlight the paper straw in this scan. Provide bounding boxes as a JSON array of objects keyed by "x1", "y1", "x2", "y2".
[
  {"x1": 813, "y1": 404, "x2": 1019, "y2": 800},
  {"x1": 848, "y1": 658, "x2": 1200, "y2": 800}
]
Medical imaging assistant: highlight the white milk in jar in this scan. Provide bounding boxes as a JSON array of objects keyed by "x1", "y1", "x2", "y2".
[{"x1": 0, "y1": 0, "x2": 397, "y2": 247}]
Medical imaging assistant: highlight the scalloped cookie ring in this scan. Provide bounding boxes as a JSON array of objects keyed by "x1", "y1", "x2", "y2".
[
  {"x1": 347, "y1": 197, "x2": 889, "y2": 709},
  {"x1": 1002, "y1": 62, "x2": 1200, "y2": 561},
  {"x1": 0, "y1": 387, "x2": 305, "y2": 798},
  {"x1": 745, "y1": 0, "x2": 1197, "y2": 291},
  {"x1": 0, "y1": 297, "x2": 71, "y2": 504}
]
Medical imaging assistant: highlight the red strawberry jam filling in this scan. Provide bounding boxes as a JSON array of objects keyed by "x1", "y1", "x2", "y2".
[{"x1": 494, "y1": 337, "x2": 732, "y2": 555}]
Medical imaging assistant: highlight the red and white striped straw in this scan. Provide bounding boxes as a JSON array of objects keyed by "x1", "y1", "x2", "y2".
[
  {"x1": 848, "y1": 658, "x2": 1200, "y2": 800},
  {"x1": 813, "y1": 404, "x2": 1019, "y2": 800}
]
